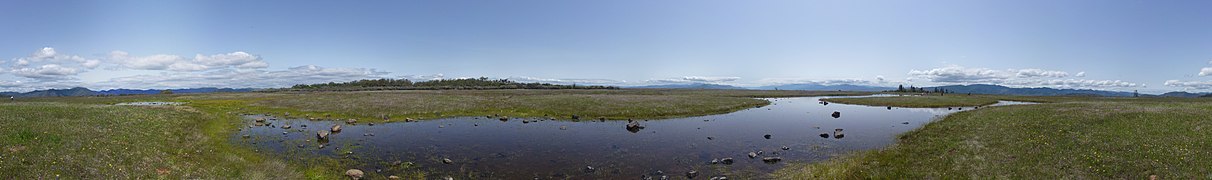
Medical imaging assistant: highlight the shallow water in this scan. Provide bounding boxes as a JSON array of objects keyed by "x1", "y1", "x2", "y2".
[{"x1": 233, "y1": 96, "x2": 1031, "y2": 179}]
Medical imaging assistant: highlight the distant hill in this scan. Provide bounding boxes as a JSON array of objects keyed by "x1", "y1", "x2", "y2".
[
  {"x1": 755, "y1": 83, "x2": 892, "y2": 92},
  {"x1": 284, "y1": 77, "x2": 616, "y2": 91},
  {"x1": 1159, "y1": 91, "x2": 1211, "y2": 98},
  {"x1": 628, "y1": 83, "x2": 747, "y2": 89},
  {"x1": 927, "y1": 84, "x2": 1137, "y2": 97},
  {"x1": 2, "y1": 87, "x2": 255, "y2": 98}
]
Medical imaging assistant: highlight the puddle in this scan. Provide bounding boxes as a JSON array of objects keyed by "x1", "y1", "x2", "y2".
[{"x1": 232, "y1": 96, "x2": 1032, "y2": 179}]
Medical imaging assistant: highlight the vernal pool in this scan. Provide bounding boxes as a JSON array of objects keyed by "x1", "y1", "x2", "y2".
[{"x1": 232, "y1": 96, "x2": 1032, "y2": 179}]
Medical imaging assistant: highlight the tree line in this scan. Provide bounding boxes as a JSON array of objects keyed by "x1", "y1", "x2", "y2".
[{"x1": 286, "y1": 77, "x2": 617, "y2": 91}]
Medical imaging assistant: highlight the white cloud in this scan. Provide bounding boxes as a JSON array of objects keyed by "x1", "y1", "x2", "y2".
[
  {"x1": 509, "y1": 76, "x2": 627, "y2": 85},
  {"x1": 1165, "y1": 80, "x2": 1212, "y2": 90},
  {"x1": 6, "y1": 47, "x2": 100, "y2": 80},
  {"x1": 1200, "y1": 67, "x2": 1212, "y2": 76},
  {"x1": 908, "y1": 65, "x2": 1140, "y2": 89},
  {"x1": 398, "y1": 74, "x2": 445, "y2": 82},
  {"x1": 110, "y1": 50, "x2": 268, "y2": 71},
  {"x1": 96, "y1": 65, "x2": 388, "y2": 89},
  {"x1": 1016, "y1": 69, "x2": 1070, "y2": 78},
  {"x1": 647, "y1": 76, "x2": 740, "y2": 84}
]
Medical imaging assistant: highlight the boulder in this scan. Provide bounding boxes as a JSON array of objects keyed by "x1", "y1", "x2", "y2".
[
  {"x1": 281, "y1": 125, "x2": 291, "y2": 129},
  {"x1": 720, "y1": 158, "x2": 734, "y2": 164},
  {"x1": 317, "y1": 131, "x2": 330, "y2": 140},
  {"x1": 762, "y1": 157, "x2": 782, "y2": 163},
  {"x1": 819, "y1": 133, "x2": 829, "y2": 138},
  {"x1": 346, "y1": 119, "x2": 357, "y2": 124},
  {"x1": 388, "y1": 175, "x2": 400, "y2": 180},
  {"x1": 499, "y1": 116, "x2": 509, "y2": 121},
  {"x1": 331, "y1": 125, "x2": 342, "y2": 132},
  {"x1": 833, "y1": 128, "x2": 845, "y2": 139},
  {"x1": 345, "y1": 169, "x2": 364, "y2": 180},
  {"x1": 764, "y1": 134, "x2": 772, "y2": 139},
  {"x1": 748, "y1": 152, "x2": 758, "y2": 158},
  {"x1": 831, "y1": 111, "x2": 841, "y2": 118},
  {"x1": 559, "y1": 126, "x2": 568, "y2": 130},
  {"x1": 255, "y1": 117, "x2": 266, "y2": 122},
  {"x1": 781, "y1": 146, "x2": 790, "y2": 150},
  {"x1": 585, "y1": 166, "x2": 595, "y2": 173},
  {"x1": 686, "y1": 170, "x2": 698, "y2": 179},
  {"x1": 442, "y1": 158, "x2": 453, "y2": 164},
  {"x1": 571, "y1": 115, "x2": 580, "y2": 120}
]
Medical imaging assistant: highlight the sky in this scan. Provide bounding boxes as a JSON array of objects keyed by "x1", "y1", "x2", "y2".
[{"x1": 2, "y1": 0, "x2": 1212, "y2": 93}]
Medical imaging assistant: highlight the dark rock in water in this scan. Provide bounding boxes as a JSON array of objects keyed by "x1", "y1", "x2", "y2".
[
  {"x1": 584, "y1": 166, "x2": 595, "y2": 173},
  {"x1": 834, "y1": 128, "x2": 845, "y2": 139},
  {"x1": 317, "y1": 131, "x2": 330, "y2": 140},
  {"x1": 958, "y1": 107, "x2": 963, "y2": 110},
  {"x1": 571, "y1": 115, "x2": 580, "y2": 120},
  {"x1": 762, "y1": 157, "x2": 782, "y2": 163},
  {"x1": 781, "y1": 146, "x2": 790, "y2": 150},
  {"x1": 599, "y1": 117, "x2": 607, "y2": 121},
  {"x1": 346, "y1": 119, "x2": 357, "y2": 124},
  {"x1": 473, "y1": 123, "x2": 479, "y2": 126},
  {"x1": 300, "y1": 124, "x2": 307, "y2": 128},
  {"x1": 281, "y1": 125, "x2": 291, "y2": 129},
  {"x1": 345, "y1": 169, "x2": 364, "y2": 180},
  {"x1": 405, "y1": 118, "x2": 415, "y2": 122},
  {"x1": 330, "y1": 125, "x2": 342, "y2": 132},
  {"x1": 887, "y1": 106, "x2": 892, "y2": 110},
  {"x1": 559, "y1": 126, "x2": 568, "y2": 130},
  {"x1": 522, "y1": 120, "x2": 530, "y2": 124},
  {"x1": 438, "y1": 125, "x2": 445, "y2": 128},
  {"x1": 499, "y1": 117, "x2": 509, "y2": 121},
  {"x1": 764, "y1": 134, "x2": 772, "y2": 139},
  {"x1": 686, "y1": 170, "x2": 698, "y2": 179},
  {"x1": 368, "y1": 122, "x2": 375, "y2": 126},
  {"x1": 757, "y1": 150, "x2": 764, "y2": 155},
  {"x1": 720, "y1": 158, "x2": 734, "y2": 164},
  {"x1": 706, "y1": 137, "x2": 714, "y2": 140},
  {"x1": 820, "y1": 133, "x2": 829, "y2": 138},
  {"x1": 710, "y1": 159, "x2": 719, "y2": 164},
  {"x1": 255, "y1": 117, "x2": 266, "y2": 122},
  {"x1": 902, "y1": 122, "x2": 910, "y2": 124},
  {"x1": 748, "y1": 152, "x2": 758, "y2": 158},
  {"x1": 442, "y1": 158, "x2": 453, "y2": 164},
  {"x1": 242, "y1": 134, "x2": 250, "y2": 138},
  {"x1": 625, "y1": 120, "x2": 645, "y2": 132},
  {"x1": 948, "y1": 107, "x2": 953, "y2": 110},
  {"x1": 831, "y1": 111, "x2": 841, "y2": 118}
]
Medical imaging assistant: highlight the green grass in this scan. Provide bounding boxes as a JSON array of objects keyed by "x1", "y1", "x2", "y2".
[
  {"x1": 2, "y1": 89, "x2": 865, "y2": 178},
  {"x1": 774, "y1": 99, "x2": 1212, "y2": 179},
  {"x1": 822, "y1": 95, "x2": 1001, "y2": 108},
  {"x1": 0, "y1": 102, "x2": 299, "y2": 179}
]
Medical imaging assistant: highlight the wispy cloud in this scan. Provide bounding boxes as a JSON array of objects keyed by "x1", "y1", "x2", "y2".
[{"x1": 908, "y1": 65, "x2": 1141, "y2": 89}]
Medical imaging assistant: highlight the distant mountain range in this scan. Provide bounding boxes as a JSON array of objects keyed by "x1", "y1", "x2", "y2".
[
  {"x1": 628, "y1": 83, "x2": 747, "y2": 89},
  {"x1": 926, "y1": 84, "x2": 1141, "y2": 97},
  {"x1": 2, "y1": 87, "x2": 255, "y2": 98},
  {"x1": 754, "y1": 83, "x2": 893, "y2": 92}
]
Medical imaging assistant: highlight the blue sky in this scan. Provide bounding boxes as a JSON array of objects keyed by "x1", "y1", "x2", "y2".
[{"x1": 2, "y1": 0, "x2": 1212, "y2": 93}]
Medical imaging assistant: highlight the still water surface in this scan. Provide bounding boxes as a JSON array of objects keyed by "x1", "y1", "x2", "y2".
[{"x1": 233, "y1": 96, "x2": 1031, "y2": 179}]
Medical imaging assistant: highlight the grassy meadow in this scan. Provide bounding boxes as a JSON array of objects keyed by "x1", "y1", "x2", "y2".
[
  {"x1": 775, "y1": 95, "x2": 1212, "y2": 179},
  {"x1": 0, "y1": 89, "x2": 866, "y2": 178}
]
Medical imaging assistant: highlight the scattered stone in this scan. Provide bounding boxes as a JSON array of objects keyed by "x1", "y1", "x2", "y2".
[
  {"x1": 346, "y1": 119, "x2": 357, "y2": 124},
  {"x1": 391, "y1": 160, "x2": 403, "y2": 166},
  {"x1": 571, "y1": 115, "x2": 580, "y2": 119},
  {"x1": 442, "y1": 158, "x2": 453, "y2": 164},
  {"x1": 301, "y1": 124, "x2": 307, "y2": 128},
  {"x1": 559, "y1": 126, "x2": 568, "y2": 130},
  {"x1": 948, "y1": 107, "x2": 953, "y2": 110},
  {"x1": 585, "y1": 166, "x2": 595, "y2": 173},
  {"x1": 887, "y1": 106, "x2": 892, "y2": 110},
  {"x1": 599, "y1": 117, "x2": 607, "y2": 121},
  {"x1": 388, "y1": 175, "x2": 400, "y2": 180},
  {"x1": 781, "y1": 146, "x2": 790, "y2": 150},
  {"x1": 474, "y1": 123, "x2": 479, "y2": 126},
  {"x1": 281, "y1": 125, "x2": 291, "y2": 129},
  {"x1": 331, "y1": 125, "x2": 342, "y2": 132},
  {"x1": 720, "y1": 158, "x2": 734, "y2": 164},
  {"x1": 626, "y1": 119, "x2": 645, "y2": 130},
  {"x1": 902, "y1": 122, "x2": 910, "y2": 124},
  {"x1": 499, "y1": 116, "x2": 509, "y2": 121},
  {"x1": 298, "y1": 144, "x2": 305, "y2": 148},
  {"x1": 958, "y1": 107, "x2": 963, "y2": 110},
  {"x1": 438, "y1": 125, "x2": 445, "y2": 128},
  {"x1": 686, "y1": 170, "x2": 698, "y2": 179},
  {"x1": 710, "y1": 159, "x2": 719, "y2": 164},
  {"x1": 242, "y1": 134, "x2": 250, "y2": 138},
  {"x1": 345, "y1": 169, "x2": 364, "y2": 180},
  {"x1": 834, "y1": 128, "x2": 845, "y2": 139},
  {"x1": 255, "y1": 117, "x2": 266, "y2": 122},
  {"x1": 764, "y1": 134, "x2": 772, "y2": 139},
  {"x1": 748, "y1": 152, "x2": 758, "y2": 158},
  {"x1": 368, "y1": 122, "x2": 375, "y2": 126},
  {"x1": 317, "y1": 131, "x2": 330, "y2": 140},
  {"x1": 831, "y1": 111, "x2": 841, "y2": 118},
  {"x1": 762, "y1": 157, "x2": 782, "y2": 163},
  {"x1": 820, "y1": 133, "x2": 829, "y2": 138},
  {"x1": 706, "y1": 137, "x2": 714, "y2": 140},
  {"x1": 757, "y1": 150, "x2": 764, "y2": 155},
  {"x1": 522, "y1": 120, "x2": 530, "y2": 124},
  {"x1": 405, "y1": 118, "x2": 415, "y2": 122}
]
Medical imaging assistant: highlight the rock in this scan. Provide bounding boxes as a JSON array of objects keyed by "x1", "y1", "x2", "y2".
[
  {"x1": 255, "y1": 117, "x2": 266, "y2": 122},
  {"x1": 762, "y1": 157, "x2": 782, "y2": 163},
  {"x1": 331, "y1": 125, "x2": 342, "y2": 132},
  {"x1": 281, "y1": 125, "x2": 291, "y2": 129},
  {"x1": 298, "y1": 144, "x2": 305, "y2": 148},
  {"x1": 887, "y1": 106, "x2": 892, "y2": 110},
  {"x1": 599, "y1": 117, "x2": 607, "y2": 121},
  {"x1": 317, "y1": 131, "x2": 330, "y2": 140},
  {"x1": 831, "y1": 111, "x2": 841, "y2": 118},
  {"x1": 706, "y1": 137, "x2": 714, "y2": 140},
  {"x1": 748, "y1": 152, "x2": 758, "y2": 158},
  {"x1": 368, "y1": 122, "x2": 375, "y2": 126},
  {"x1": 710, "y1": 159, "x2": 719, "y2": 164},
  {"x1": 442, "y1": 158, "x2": 453, "y2": 164},
  {"x1": 499, "y1": 116, "x2": 509, "y2": 121},
  {"x1": 443, "y1": 176, "x2": 453, "y2": 180},
  {"x1": 902, "y1": 122, "x2": 910, "y2": 124},
  {"x1": 781, "y1": 146, "x2": 790, "y2": 150},
  {"x1": 391, "y1": 160, "x2": 403, "y2": 166},
  {"x1": 301, "y1": 124, "x2": 307, "y2": 128},
  {"x1": 948, "y1": 107, "x2": 953, "y2": 110},
  {"x1": 819, "y1": 133, "x2": 829, "y2": 138},
  {"x1": 720, "y1": 158, "x2": 734, "y2": 164},
  {"x1": 345, "y1": 169, "x2": 364, "y2": 179},
  {"x1": 559, "y1": 126, "x2": 568, "y2": 130},
  {"x1": 585, "y1": 166, "x2": 595, "y2": 173},
  {"x1": 686, "y1": 170, "x2": 698, "y2": 179},
  {"x1": 834, "y1": 128, "x2": 845, "y2": 139},
  {"x1": 438, "y1": 125, "x2": 445, "y2": 128},
  {"x1": 346, "y1": 119, "x2": 357, "y2": 124},
  {"x1": 405, "y1": 118, "x2": 415, "y2": 122},
  {"x1": 958, "y1": 107, "x2": 963, "y2": 110},
  {"x1": 626, "y1": 120, "x2": 645, "y2": 130},
  {"x1": 571, "y1": 115, "x2": 580, "y2": 119},
  {"x1": 764, "y1": 134, "x2": 772, "y2": 139},
  {"x1": 242, "y1": 134, "x2": 250, "y2": 138},
  {"x1": 757, "y1": 150, "x2": 764, "y2": 155},
  {"x1": 522, "y1": 120, "x2": 530, "y2": 124},
  {"x1": 388, "y1": 175, "x2": 400, "y2": 180}
]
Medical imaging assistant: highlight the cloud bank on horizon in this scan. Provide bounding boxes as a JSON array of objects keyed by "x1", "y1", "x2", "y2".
[{"x1": 4, "y1": 47, "x2": 1204, "y2": 93}]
